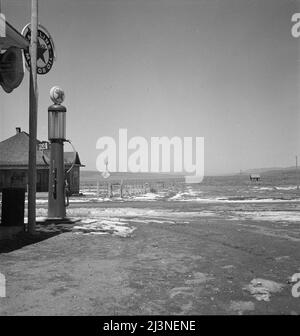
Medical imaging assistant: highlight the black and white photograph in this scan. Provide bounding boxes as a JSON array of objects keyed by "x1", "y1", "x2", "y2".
[{"x1": 0, "y1": 0, "x2": 300, "y2": 322}]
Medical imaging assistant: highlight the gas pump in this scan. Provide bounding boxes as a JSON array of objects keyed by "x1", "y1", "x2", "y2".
[
  {"x1": 47, "y1": 86, "x2": 68, "y2": 219},
  {"x1": 41, "y1": 138, "x2": 77, "y2": 209}
]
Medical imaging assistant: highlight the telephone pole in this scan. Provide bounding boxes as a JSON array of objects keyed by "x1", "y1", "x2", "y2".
[{"x1": 27, "y1": 0, "x2": 38, "y2": 233}]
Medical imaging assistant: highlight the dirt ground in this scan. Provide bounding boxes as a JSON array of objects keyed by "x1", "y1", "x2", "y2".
[{"x1": 0, "y1": 203, "x2": 299, "y2": 315}]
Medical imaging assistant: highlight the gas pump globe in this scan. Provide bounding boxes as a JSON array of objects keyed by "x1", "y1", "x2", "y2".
[{"x1": 48, "y1": 86, "x2": 66, "y2": 140}]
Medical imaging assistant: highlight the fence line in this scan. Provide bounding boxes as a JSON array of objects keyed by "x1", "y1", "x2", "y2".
[{"x1": 82, "y1": 178, "x2": 185, "y2": 198}]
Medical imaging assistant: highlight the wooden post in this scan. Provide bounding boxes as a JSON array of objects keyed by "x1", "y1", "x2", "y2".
[
  {"x1": 27, "y1": 0, "x2": 38, "y2": 233},
  {"x1": 296, "y1": 156, "x2": 299, "y2": 190},
  {"x1": 108, "y1": 183, "x2": 112, "y2": 198},
  {"x1": 120, "y1": 181, "x2": 123, "y2": 198}
]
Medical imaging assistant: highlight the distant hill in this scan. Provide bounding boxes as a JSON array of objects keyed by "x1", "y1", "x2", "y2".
[
  {"x1": 242, "y1": 167, "x2": 284, "y2": 174},
  {"x1": 80, "y1": 170, "x2": 185, "y2": 183},
  {"x1": 81, "y1": 166, "x2": 299, "y2": 182},
  {"x1": 241, "y1": 166, "x2": 298, "y2": 175},
  {"x1": 80, "y1": 167, "x2": 300, "y2": 187}
]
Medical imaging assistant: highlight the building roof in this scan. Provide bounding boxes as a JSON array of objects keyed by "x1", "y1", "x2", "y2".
[
  {"x1": 0, "y1": 131, "x2": 83, "y2": 167},
  {"x1": 0, "y1": 20, "x2": 30, "y2": 50},
  {"x1": 63, "y1": 152, "x2": 82, "y2": 166}
]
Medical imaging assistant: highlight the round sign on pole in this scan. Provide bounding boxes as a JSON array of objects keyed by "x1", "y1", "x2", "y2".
[{"x1": 21, "y1": 24, "x2": 56, "y2": 75}]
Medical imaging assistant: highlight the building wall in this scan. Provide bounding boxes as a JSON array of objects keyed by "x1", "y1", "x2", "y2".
[
  {"x1": 37, "y1": 169, "x2": 49, "y2": 192},
  {"x1": 0, "y1": 166, "x2": 80, "y2": 194},
  {"x1": 0, "y1": 169, "x2": 27, "y2": 190},
  {"x1": 65, "y1": 166, "x2": 80, "y2": 195}
]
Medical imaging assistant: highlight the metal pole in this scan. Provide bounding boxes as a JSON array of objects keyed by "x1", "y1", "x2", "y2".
[{"x1": 28, "y1": 0, "x2": 38, "y2": 233}]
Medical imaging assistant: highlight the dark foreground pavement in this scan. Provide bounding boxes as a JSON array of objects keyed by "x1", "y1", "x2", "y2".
[{"x1": 0, "y1": 209, "x2": 299, "y2": 315}]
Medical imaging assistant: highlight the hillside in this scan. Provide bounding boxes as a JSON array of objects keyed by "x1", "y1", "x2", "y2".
[
  {"x1": 80, "y1": 167, "x2": 300, "y2": 187},
  {"x1": 80, "y1": 170, "x2": 185, "y2": 183}
]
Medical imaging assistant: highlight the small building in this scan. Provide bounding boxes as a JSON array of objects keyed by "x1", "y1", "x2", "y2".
[
  {"x1": 249, "y1": 173, "x2": 261, "y2": 182},
  {"x1": 0, "y1": 128, "x2": 84, "y2": 194}
]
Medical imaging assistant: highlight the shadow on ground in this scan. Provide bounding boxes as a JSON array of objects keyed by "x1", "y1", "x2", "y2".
[{"x1": 0, "y1": 231, "x2": 61, "y2": 253}]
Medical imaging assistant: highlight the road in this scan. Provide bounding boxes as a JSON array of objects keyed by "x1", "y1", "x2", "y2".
[{"x1": 0, "y1": 202, "x2": 299, "y2": 315}]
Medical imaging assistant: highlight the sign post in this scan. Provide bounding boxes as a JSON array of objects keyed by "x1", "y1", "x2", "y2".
[
  {"x1": 21, "y1": 11, "x2": 55, "y2": 231},
  {"x1": 27, "y1": 0, "x2": 38, "y2": 234}
]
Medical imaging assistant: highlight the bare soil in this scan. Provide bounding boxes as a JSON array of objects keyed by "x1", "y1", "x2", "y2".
[{"x1": 0, "y1": 205, "x2": 299, "y2": 315}]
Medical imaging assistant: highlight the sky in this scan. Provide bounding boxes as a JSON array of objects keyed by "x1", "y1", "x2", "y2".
[{"x1": 0, "y1": 0, "x2": 300, "y2": 175}]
